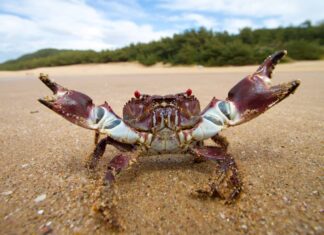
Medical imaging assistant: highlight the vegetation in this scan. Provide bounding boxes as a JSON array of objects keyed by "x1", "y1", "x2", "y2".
[{"x1": 1, "y1": 21, "x2": 323, "y2": 70}]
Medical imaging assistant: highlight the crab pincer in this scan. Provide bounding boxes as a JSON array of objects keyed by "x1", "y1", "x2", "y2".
[
  {"x1": 226, "y1": 50, "x2": 300, "y2": 125},
  {"x1": 38, "y1": 74, "x2": 97, "y2": 129}
]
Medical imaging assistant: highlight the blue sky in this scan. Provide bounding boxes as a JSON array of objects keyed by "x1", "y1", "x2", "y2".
[{"x1": 0, "y1": 0, "x2": 323, "y2": 62}]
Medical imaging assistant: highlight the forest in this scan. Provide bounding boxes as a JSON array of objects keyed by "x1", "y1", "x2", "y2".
[{"x1": 1, "y1": 21, "x2": 323, "y2": 70}]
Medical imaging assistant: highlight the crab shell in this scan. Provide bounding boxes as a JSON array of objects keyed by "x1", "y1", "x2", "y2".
[{"x1": 123, "y1": 92, "x2": 201, "y2": 130}]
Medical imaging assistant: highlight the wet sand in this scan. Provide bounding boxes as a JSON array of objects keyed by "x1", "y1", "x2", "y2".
[{"x1": 0, "y1": 61, "x2": 323, "y2": 234}]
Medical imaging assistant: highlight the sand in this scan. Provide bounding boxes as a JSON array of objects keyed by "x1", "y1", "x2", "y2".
[{"x1": 0, "y1": 61, "x2": 323, "y2": 234}]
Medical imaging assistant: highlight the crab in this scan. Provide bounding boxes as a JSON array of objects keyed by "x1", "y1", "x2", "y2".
[{"x1": 38, "y1": 50, "x2": 300, "y2": 204}]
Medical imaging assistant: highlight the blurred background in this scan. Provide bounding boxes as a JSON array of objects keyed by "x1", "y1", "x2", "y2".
[
  {"x1": 1, "y1": 1, "x2": 323, "y2": 234},
  {"x1": 0, "y1": 0, "x2": 323, "y2": 70}
]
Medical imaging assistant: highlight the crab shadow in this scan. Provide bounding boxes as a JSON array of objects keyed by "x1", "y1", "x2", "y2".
[
  {"x1": 113, "y1": 153, "x2": 218, "y2": 184},
  {"x1": 67, "y1": 152, "x2": 214, "y2": 176}
]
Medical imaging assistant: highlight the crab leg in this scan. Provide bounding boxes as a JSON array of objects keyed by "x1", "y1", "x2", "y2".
[
  {"x1": 38, "y1": 74, "x2": 143, "y2": 145},
  {"x1": 189, "y1": 146, "x2": 241, "y2": 202},
  {"x1": 94, "y1": 131, "x2": 100, "y2": 145},
  {"x1": 211, "y1": 134, "x2": 229, "y2": 151},
  {"x1": 93, "y1": 153, "x2": 139, "y2": 230},
  {"x1": 104, "y1": 153, "x2": 139, "y2": 186},
  {"x1": 85, "y1": 136, "x2": 135, "y2": 170}
]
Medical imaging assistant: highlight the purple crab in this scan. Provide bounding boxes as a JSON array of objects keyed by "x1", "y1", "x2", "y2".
[{"x1": 38, "y1": 50, "x2": 300, "y2": 203}]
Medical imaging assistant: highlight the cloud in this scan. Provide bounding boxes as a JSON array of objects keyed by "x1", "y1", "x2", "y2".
[
  {"x1": 159, "y1": 0, "x2": 323, "y2": 20},
  {"x1": 263, "y1": 19, "x2": 281, "y2": 29},
  {"x1": 168, "y1": 13, "x2": 217, "y2": 29},
  {"x1": 159, "y1": 0, "x2": 324, "y2": 30},
  {"x1": 223, "y1": 18, "x2": 254, "y2": 33},
  {"x1": 159, "y1": 0, "x2": 293, "y2": 16},
  {"x1": 86, "y1": 0, "x2": 148, "y2": 20},
  {"x1": 0, "y1": 0, "x2": 173, "y2": 62},
  {"x1": 0, "y1": 0, "x2": 323, "y2": 62}
]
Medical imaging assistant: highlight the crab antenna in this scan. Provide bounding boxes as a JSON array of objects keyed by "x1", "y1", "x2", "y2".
[{"x1": 134, "y1": 90, "x2": 141, "y2": 99}]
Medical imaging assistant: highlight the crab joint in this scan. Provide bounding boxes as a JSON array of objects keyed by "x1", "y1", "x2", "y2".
[{"x1": 139, "y1": 133, "x2": 153, "y2": 147}]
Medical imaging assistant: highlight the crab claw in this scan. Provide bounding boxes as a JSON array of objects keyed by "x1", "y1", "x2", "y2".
[
  {"x1": 38, "y1": 74, "x2": 98, "y2": 129},
  {"x1": 227, "y1": 50, "x2": 300, "y2": 125},
  {"x1": 38, "y1": 74, "x2": 141, "y2": 144}
]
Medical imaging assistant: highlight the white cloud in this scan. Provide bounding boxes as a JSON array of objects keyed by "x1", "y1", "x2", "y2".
[
  {"x1": 89, "y1": 0, "x2": 148, "y2": 19},
  {"x1": 168, "y1": 13, "x2": 217, "y2": 29},
  {"x1": 223, "y1": 18, "x2": 255, "y2": 33},
  {"x1": 183, "y1": 14, "x2": 216, "y2": 29},
  {"x1": 263, "y1": 19, "x2": 281, "y2": 29},
  {"x1": 0, "y1": 0, "x2": 323, "y2": 63},
  {"x1": 160, "y1": 0, "x2": 324, "y2": 29},
  {"x1": 159, "y1": 0, "x2": 294, "y2": 16},
  {"x1": 0, "y1": 0, "x2": 173, "y2": 62}
]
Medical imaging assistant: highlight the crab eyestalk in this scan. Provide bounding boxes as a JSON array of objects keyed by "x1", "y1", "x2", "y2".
[{"x1": 227, "y1": 50, "x2": 300, "y2": 125}]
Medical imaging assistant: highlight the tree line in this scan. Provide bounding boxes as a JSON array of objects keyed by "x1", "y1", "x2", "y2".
[{"x1": 1, "y1": 21, "x2": 323, "y2": 70}]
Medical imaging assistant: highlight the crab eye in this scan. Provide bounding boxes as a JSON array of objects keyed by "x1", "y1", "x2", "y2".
[
  {"x1": 95, "y1": 107, "x2": 105, "y2": 123},
  {"x1": 218, "y1": 101, "x2": 231, "y2": 120},
  {"x1": 134, "y1": 90, "x2": 141, "y2": 99}
]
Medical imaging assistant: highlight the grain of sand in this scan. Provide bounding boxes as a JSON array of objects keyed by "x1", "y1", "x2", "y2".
[{"x1": 0, "y1": 61, "x2": 323, "y2": 234}]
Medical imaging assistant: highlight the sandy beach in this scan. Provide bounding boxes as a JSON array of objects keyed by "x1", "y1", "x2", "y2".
[{"x1": 0, "y1": 61, "x2": 323, "y2": 234}]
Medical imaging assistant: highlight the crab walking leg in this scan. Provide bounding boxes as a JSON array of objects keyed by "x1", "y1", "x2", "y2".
[
  {"x1": 94, "y1": 131, "x2": 100, "y2": 145},
  {"x1": 191, "y1": 135, "x2": 229, "y2": 163},
  {"x1": 212, "y1": 134, "x2": 229, "y2": 151},
  {"x1": 189, "y1": 146, "x2": 241, "y2": 202},
  {"x1": 104, "y1": 153, "x2": 139, "y2": 186},
  {"x1": 86, "y1": 136, "x2": 135, "y2": 170},
  {"x1": 93, "y1": 153, "x2": 139, "y2": 230},
  {"x1": 38, "y1": 74, "x2": 144, "y2": 145},
  {"x1": 86, "y1": 137, "x2": 107, "y2": 170}
]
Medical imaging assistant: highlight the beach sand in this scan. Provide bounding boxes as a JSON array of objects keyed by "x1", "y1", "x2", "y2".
[{"x1": 0, "y1": 61, "x2": 323, "y2": 234}]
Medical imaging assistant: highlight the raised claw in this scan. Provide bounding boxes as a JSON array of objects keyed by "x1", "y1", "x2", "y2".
[
  {"x1": 227, "y1": 50, "x2": 301, "y2": 125},
  {"x1": 38, "y1": 73, "x2": 97, "y2": 129},
  {"x1": 38, "y1": 74, "x2": 141, "y2": 144}
]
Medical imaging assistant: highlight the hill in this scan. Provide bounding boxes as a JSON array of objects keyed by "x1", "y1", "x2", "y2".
[{"x1": 1, "y1": 21, "x2": 323, "y2": 71}]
